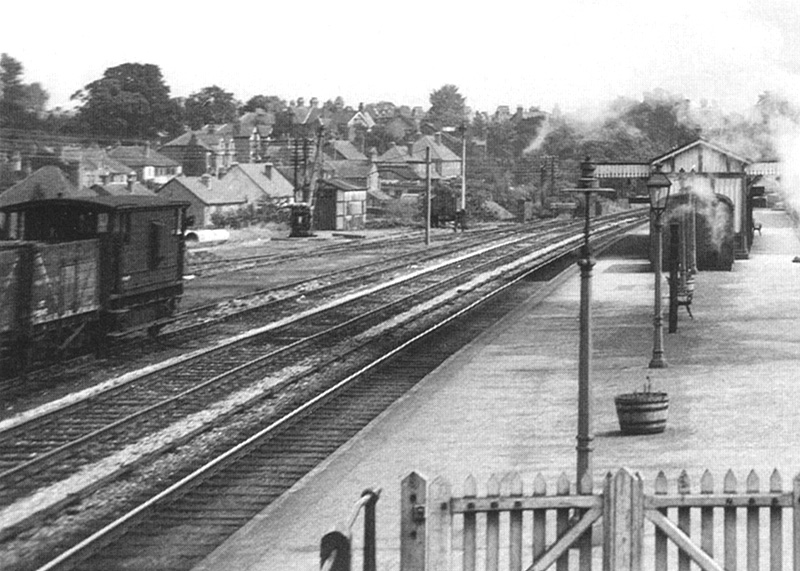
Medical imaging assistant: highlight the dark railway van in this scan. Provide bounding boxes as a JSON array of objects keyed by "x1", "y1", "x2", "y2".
[{"x1": 0, "y1": 195, "x2": 188, "y2": 376}]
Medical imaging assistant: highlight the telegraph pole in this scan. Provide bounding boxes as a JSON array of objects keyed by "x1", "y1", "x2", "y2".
[{"x1": 425, "y1": 146, "x2": 432, "y2": 247}]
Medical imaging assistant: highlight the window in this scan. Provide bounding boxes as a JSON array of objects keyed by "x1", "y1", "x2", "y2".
[{"x1": 149, "y1": 221, "x2": 164, "y2": 269}]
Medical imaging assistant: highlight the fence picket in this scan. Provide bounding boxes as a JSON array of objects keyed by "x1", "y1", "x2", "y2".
[
  {"x1": 556, "y1": 472, "x2": 571, "y2": 571},
  {"x1": 747, "y1": 471, "x2": 760, "y2": 571},
  {"x1": 724, "y1": 470, "x2": 738, "y2": 571},
  {"x1": 678, "y1": 471, "x2": 692, "y2": 571},
  {"x1": 400, "y1": 471, "x2": 427, "y2": 571},
  {"x1": 793, "y1": 474, "x2": 800, "y2": 571},
  {"x1": 463, "y1": 475, "x2": 477, "y2": 571},
  {"x1": 503, "y1": 472, "x2": 523, "y2": 571},
  {"x1": 769, "y1": 469, "x2": 782, "y2": 571},
  {"x1": 578, "y1": 471, "x2": 594, "y2": 571},
  {"x1": 532, "y1": 473, "x2": 547, "y2": 561},
  {"x1": 654, "y1": 471, "x2": 668, "y2": 571},
  {"x1": 486, "y1": 474, "x2": 500, "y2": 571},
  {"x1": 428, "y1": 476, "x2": 452, "y2": 571},
  {"x1": 701, "y1": 470, "x2": 715, "y2": 559},
  {"x1": 395, "y1": 467, "x2": 800, "y2": 571}
]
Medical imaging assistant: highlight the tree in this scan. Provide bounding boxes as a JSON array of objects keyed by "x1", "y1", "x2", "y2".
[
  {"x1": 0, "y1": 53, "x2": 49, "y2": 128},
  {"x1": 242, "y1": 94, "x2": 285, "y2": 113},
  {"x1": 184, "y1": 85, "x2": 240, "y2": 129},
  {"x1": 72, "y1": 63, "x2": 181, "y2": 139},
  {"x1": 427, "y1": 84, "x2": 466, "y2": 129}
]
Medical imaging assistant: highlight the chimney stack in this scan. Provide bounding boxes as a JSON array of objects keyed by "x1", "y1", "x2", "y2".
[{"x1": 200, "y1": 173, "x2": 212, "y2": 187}]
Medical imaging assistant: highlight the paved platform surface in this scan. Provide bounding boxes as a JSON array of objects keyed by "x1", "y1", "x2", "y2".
[{"x1": 193, "y1": 209, "x2": 800, "y2": 571}]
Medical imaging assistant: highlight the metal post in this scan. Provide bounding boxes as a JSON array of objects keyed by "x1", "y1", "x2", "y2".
[
  {"x1": 650, "y1": 211, "x2": 667, "y2": 368},
  {"x1": 668, "y1": 223, "x2": 679, "y2": 333},
  {"x1": 576, "y1": 193, "x2": 594, "y2": 494},
  {"x1": 460, "y1": 125, "x2": 467, "y2": 210},
  {"x1": 425, "y1": 146, "x2": 431, "y2": 247},
  {"x1": 362, "y1": 490, "x2": 378, "y2": 571}
]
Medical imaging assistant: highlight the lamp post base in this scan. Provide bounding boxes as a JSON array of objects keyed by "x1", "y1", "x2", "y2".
[{"x1": 648, "y1": 356, "x2": 668, "y2": 369}]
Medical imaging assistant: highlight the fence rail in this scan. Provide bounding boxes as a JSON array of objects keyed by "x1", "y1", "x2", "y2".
[{"x1": 400, "y1": 468, "x2": 800, "y2": 571}]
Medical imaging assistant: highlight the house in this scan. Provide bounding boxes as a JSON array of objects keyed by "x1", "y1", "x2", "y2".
[
  {"x1": 324, "y1": 159, "x2": 380, "y2": 194},
  {"x1": 410, "y1": 134, "x2": 462, "y2": 179},
  {"x1": 156, "y1": 174, "x2": 246, "y2": 228},
  {"x1": 325, "y1": 140, "x2": 367, "y2": 161},
  {"x1": 107, "y1": 144, "x2": 182, "y2": 187},
  {"x1": 59, "y1": 145, "x2": 134, "y2": 188},
  {"x1": 159, "y1": 129, "x2": 236, "y2": 176},
  {"x1": 222, "y1": 163, "x2": 295, "y2": 206}
]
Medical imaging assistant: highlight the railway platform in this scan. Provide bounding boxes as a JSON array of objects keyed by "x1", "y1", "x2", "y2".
[{"x1": 192, "y1": 209, "x2": 800, "y2": 571}]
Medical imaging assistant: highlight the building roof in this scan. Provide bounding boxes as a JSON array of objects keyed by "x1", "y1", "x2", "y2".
[
  {"x1": 376, "y1": 162, "x2": 424, "y2": 181},
  {"x1": 227, "y1": 163, "x2": 294, "y2": 199},
  {"x1": 161, "y1": 174, "x2": 247, "y2": 206},
  {"x1": 60, "y1": 145, "x2": 133, "y2": 175},
  {"x1": 326, "y1": 160, "x2": 372, "y2": 179},
  {"x1": 367, "y1": 188, "x2": 393, "y2": 202},
  {"x1": 161, "y1": 130, "x2": 228, "y2": 150},
  {"x1": 378, "y1": 143, "x2": 412, "y2": 163},
  {"x1": 0, "y1": 166, "x2": 95, "y2": 208},
  {"x1": 327, "y1": 140, "x2": 368, "y2": 161},
  {"x1": 91, "y1": 181, "x2": 154, "y2": 196},
  {"x1": 650, "y1": 138, "x2": 752, "y2": 166},
  {"x1": 107, "y1": 145, "x2": 180, "y2": 168},
  {"x1": 411, "y1": 135, "x2": 461, "y2": 162},
  {"x1": 319, "y1": 178, "x2": 365, "y2": 191}
]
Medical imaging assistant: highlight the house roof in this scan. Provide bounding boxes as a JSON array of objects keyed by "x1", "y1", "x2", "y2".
[
  {"x1": 376, "y1": 163, "x2": 422, "y2": 181},
  {"x1": 650, "y1": 138, "x2": 752, "y2": 166},
  {"x1": 378, "y1": 143, "x2": 412, "y2": 163},
  {"x1": 161, "y1": 130, "x2": 229, "y2": 150},
  {"x1": 107, "y1": 145, "x2": 180, "y2": 168},
  {"x1": 228, "y1": 163, "x2": 294, "y2": 198},
  {"x1": 367, "y1": 188, "x2": 393, "y2": 202},
  {"x1": 326, "y1": 160, "x2": 372, "y2": 179},
  {"x1": 0, "y1": 166, "x2": 95, "y2": 208},
  {"x1": 162, "y1": 174, "x2": 247, "y2": 206},
  {"x1": 91, "y1": 181, "x2": 154, "y2": 196},
  {"x1": 60, "y1": 146, "x2": 133, "y2": 175},
  {"x1": 327, "y1": 140, "x2": 368, "y2": 161},
  {"x1": 411, "y1": 135, "x2": 461, "y2": 162},
  {"x1": 319, "y1": 178, "x2": 365, "y2": 191}
]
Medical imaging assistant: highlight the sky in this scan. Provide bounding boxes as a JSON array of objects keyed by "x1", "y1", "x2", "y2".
[{"x1": 4, "y1": 0, "x2": 800, "y2": 116}]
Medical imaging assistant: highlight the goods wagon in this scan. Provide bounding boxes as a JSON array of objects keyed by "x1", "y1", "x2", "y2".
[{"x1": 0, "y1": 195, "x2": 188, "y2": 376}]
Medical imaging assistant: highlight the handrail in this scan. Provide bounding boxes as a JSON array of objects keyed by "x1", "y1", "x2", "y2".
[{"x1": 320, "y1": 488, "x2": 381, "y2": 571}]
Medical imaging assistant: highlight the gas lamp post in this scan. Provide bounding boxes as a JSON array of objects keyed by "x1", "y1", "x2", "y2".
[
  {"x1": 647, "y1": 164, "x2": 672, "y2": 368},
  {"x1": 562, "y1": 158, "x2": 615, "y2": 493}
]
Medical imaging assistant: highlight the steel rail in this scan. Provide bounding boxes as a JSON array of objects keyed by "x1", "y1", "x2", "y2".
[{"x1": 30, "y1": 217, "x2": 643, "y2": 571}]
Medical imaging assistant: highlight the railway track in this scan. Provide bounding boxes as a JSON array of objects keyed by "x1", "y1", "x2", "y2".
[
  {"x1": 0, "y1": 224, "x2": 526, "y2": 394},
  {"x1": 0, "y1": 211, "x2": 645, "y2": 571}
]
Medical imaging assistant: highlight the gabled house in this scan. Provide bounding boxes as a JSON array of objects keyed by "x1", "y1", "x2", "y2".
[
  {"x1": 325, "y1": 140, "x2": 367, "y2": 161},
  {"x1": 324, "y1": 160, "x2": 380, "y2": 194},
  {"x1": 59, "y1": 145, "x2": 134, "y2": 189},
  {"x1": 159, "y1": 129, "x2": 236, "y2": 176},
  {"x1": 410, "y1": 134, "x2": 462, "y2": 179},
  {"x1": 222, "y1": 163, "x2": 295, "y2": 205},
  {"x1": 156, "y1": 174, "x2": 246, "y2": 228},
  {"x1": 107, "y1": 144, "x2": 182, "y2": 187}
]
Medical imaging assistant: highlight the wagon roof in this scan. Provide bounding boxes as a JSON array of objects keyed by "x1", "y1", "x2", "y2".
[{"x1": 0, "y1": 194, "x2": 188, "y2": 212}]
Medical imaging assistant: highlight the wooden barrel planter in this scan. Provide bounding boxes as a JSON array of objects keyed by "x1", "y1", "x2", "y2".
[{"x1": 614, "y1": 392, "x2": 669, "y2": 434}]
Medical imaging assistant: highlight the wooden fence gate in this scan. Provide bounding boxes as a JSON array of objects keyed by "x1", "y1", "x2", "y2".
[{"x1": 400, "y1": 468, "x2": 800, "y2": 571}]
